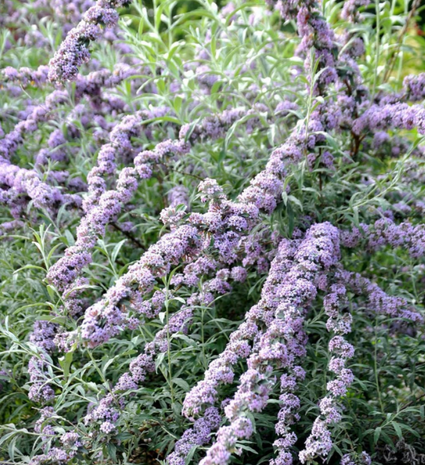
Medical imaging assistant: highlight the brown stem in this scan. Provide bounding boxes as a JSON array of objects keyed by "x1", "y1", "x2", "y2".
[
  {"x1": 138, "y1": 416, "x2": 173, "y2": 433},
  {"x1": 110, "y1": 222, "x2": 145, "y2": 250},
  {"x1": 76, "y1": 205, "x2": 145, "y2": 251},
  {"x1": 343, "y1": 78, "x2": 353, "y2": 96},
  {"x1": 169, "y1": 167, "x2": 205, "y2": 182}
]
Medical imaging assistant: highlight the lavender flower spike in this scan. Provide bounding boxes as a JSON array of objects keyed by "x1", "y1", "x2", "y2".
[{"x1": 49, "y1": 0, "x2": 130, "y2": 82}]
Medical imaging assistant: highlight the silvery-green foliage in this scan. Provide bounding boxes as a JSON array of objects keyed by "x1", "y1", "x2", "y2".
[{"x1": 1, "y1": 1, "x2": 425, "y2": 464}]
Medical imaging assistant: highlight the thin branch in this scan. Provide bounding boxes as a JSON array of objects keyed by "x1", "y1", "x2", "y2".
[
  {"x1": 382, "y1": 0, "x2": 422, "y2": 84},
  {"x1": 110, "y1": 221, "x2": 145, "y2": 250}
]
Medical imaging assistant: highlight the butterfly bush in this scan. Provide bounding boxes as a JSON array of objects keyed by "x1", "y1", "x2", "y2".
[{"x1": 1, "y1": 0, "x2": 425, "y2": 464}]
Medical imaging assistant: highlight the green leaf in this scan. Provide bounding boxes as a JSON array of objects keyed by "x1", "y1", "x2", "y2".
[
  {"x1": 374, "y1": 426, "x2": 381, "y2": 444},
  {"x1": 111, "y1": 240, "x2": 127, "y2": 264},
  {"x1": 155, "y1": 352, "x2": 166, "y2": 372},
  {"x1": 172, "y1": 377, "x2": 189, "y2": 391},
  {"x1": 391, "y1": 421, "x2": 403, "y2": 440},
  {"x1": 58, "y1": 351, "x2": 74, "y2": 382}
]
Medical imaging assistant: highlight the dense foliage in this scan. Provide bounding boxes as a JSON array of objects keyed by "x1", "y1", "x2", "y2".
[{"x1": 1, "y1": 0, "x2": 425, "y2": 464}]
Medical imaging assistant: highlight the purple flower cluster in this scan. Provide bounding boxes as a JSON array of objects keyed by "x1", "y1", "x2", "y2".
[
  {"x1": 0, "y1": 69, "x2": 158, "y2": 232},
  {"x1": 28, "y1": 355, "x2": 55, "y2": 404},
  {"x1": 48, "y1": 0, "x2": 130, "y2": 82},
  {"x1": 1, "y1": 65, "x2": 49, "y2": 87},
  {"x1": 0, "y1": 90, "x2": 68, "y2": 163},
  {"x1": 200, "y1": 223, "x2": 341, "y2": 465},
  {"x1": 83, "y1": 106, "x2": 171, "y2": 211},
  {"x1": 352, "y1": 102, "x2": 425, "y2": 136},
  {"x1": 82, "y1": 297, "x2": 199, "y2": 433},
  {"x1": 28, "y1": 426, "x2": 83, "y2": 465},
  {"x1": 344, "y1": 270, "x2": 422, "y2": 323},
  {"x1": 34, "y1": 407, "x2": 56, "y2": 440},
  {"x1": 237, "y1": 104, "x2": 329, "y2": 214},
  {"x1": 60, "y1": 267, "x2": 234, "y2": 445},
  {"x1": 341, "y1": 451, "x2": 372, "y2": 465},
  {"x1": 0, "y1": 161, "x2": 82, "y2": 221},
  {"x1": 30, "y1": 321, "x2": 61, "y2": 352},
  {"x1": 340, "y1": 0, "x2": 371, "y2": 22},
  {"x1": 27, "y1": 321, "x2": 61, "y2": 405},
  {"x1": 182, "y1": 238, "x2": 298, "y2": 420},
  {"x1": 73, "y1": 174, "x2": 264, "y2": 348},
  {"x1": 341, "y1": 218, "x2": 425, "y2": 259},
  {"x1": 299, "y1": 283, "x2": 355, "y2": 463},
  {"x1": 272, "y1": 0, "x2": 338, "y2": 92},
  {"x1": 167, "y1": 408, "x2": 221, "y2": 465},
  {"x1": 46, "y1": 106, "x2": 267, "y2": 306},
  {"x1": 76, "y1": 225, "x2": 200, "y2": 346},
  {"x1": 403, "y1": 73, "x2": 425, "y2": 102},
  {"x1": 29, "y1": 448, "x2": 74, "y2": 465},
  {"x1": 167, "y1": 185, "x2": 190, "y2": 208}
]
